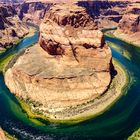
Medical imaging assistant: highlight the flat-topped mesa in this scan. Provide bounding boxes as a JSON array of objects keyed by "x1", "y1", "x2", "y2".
[{"x1": 39, "y1": 3, "x2": 106, "y2": 57}]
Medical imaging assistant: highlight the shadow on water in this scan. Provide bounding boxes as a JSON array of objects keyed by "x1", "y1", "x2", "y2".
[{"x1": 0, "y1": 33, "x2": 140, "y2": 139}]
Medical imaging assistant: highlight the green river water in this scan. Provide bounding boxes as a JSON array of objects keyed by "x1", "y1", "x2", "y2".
[{"x1": 0, "y1": 33, "x2": 140, "y2": 140}]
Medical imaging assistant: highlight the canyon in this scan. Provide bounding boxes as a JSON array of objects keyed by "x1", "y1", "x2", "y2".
[
  {"x1": 5, "y1": 3, "x2": 113, "y2": 120},
  {"x1": 1, "y1": 0, "x2": 140, "y2": 54},
  {"x1": 17, "y1": 2, "x2": 52, "y2": 24},
  {"x1": 0, "y1": 0, "x2": 140, "y2": 139},
  {"x1": 2, "y1": 0, "x2": 139, "y2": 121},
  {"x1": 78, "y1": 1, "x2": 140, "y2": 46},
  {"x1": 0, "y1": 4, "x2": 29, "y2": 53}
]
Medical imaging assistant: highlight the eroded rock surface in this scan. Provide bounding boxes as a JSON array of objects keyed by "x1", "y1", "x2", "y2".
[
  {"x1": 78, "y1": 0, "x2": 130, "y2": 29},
  {"x1": 114, "y1": 3, "x2": 140, "y2": 46},
  {"x1": 0, "y1": 5, "x2": 29, "y2": 52},
  {"x1": 18, "y1": 2, "x2": 52, "y2": 24},
  {"x1": 5, "y1": 3, "x2": 112, "y2": 119}
]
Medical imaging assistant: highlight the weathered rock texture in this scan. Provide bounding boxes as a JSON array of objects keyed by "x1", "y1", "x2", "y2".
[
  {"x1": 114, "y1": 2, "x2": 140, "y2": 46},
  {"x1": 16, "y1": 0, "x2": 132, "y2": 29},
  {"x1": 78, "y1": 0, "x2": 130, "y2": 29},
  {"x1": 18, "y1": 2, "x2": 52, "y2": 25},
  {"x1": 5, "y1": 3, "x2": 112, "y2": 119},
  {"x1": 0, "y1": 5, "x2": 29, "y2": 52}
]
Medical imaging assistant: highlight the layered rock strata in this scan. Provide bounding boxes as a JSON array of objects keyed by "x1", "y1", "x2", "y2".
[
  {"x1": 114, "y1": 3, "x2": 140, "y2": 46},
  {"x1": 18, "y1": 2, "x2": 52, "y2": 25},
  {"x1": 0, "y1": 5, "x2": 29, "y2": 52},
  {"x1": 78, "y1": 0, "x2": 130, "y2": 29},
  {"x1": 5, "y1": 3, "x2": 112, "y2": 120},
  {"x1": 16, "y1": 0, "x2": 132, "y2": 29}
]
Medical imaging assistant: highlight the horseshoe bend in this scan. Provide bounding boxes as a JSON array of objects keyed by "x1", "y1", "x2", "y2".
[{"x1": 4, "y1": 2, "x2": 128, "y2": 123}]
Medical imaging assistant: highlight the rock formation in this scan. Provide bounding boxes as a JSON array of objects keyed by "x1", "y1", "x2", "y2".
[
  {"x1": 15, "y1": 0, "x2": 132, "y2": 29},
  {"x1": 18, "y1": 2, "x2": 52, "y2": 25},
  {"x1": 118, "y1": 14, "x2": 140, "y2": 34},
  {"x1": 5, "y1": 3, "x2": 112, "y2": 120},
  {"x1": 114, "y1": 3, "x2": 140, "y2": 46},
  {"x1": 78, "y1": 0, "x2": 130, "y2": 29},
  {"x1": 0, "y1": 4, "x2": 29, "y2": 53}
]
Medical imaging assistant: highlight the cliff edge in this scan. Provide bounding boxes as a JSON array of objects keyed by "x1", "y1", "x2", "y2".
[
  {"x1": 5, "y1": 3, "x2": 113, "y2": 121},
  {"x1": 114, "y1": 3, "x2": 140, "y2": 46},
  {"x1": 0, "y1": 4, "x2": 29, "y2": 53}
]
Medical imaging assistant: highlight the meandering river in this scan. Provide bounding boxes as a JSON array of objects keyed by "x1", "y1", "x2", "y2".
[{"x1": 0, "y1": 33, "x2": 140, "y2": 140}]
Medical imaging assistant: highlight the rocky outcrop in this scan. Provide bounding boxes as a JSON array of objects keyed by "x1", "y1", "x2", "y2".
[
  {"x1": 15, "y1": 0, "x2": 132, "y2": 29},
  {"x1": 18, "y1": 2, "x2": 52, "y2": 24},
  {"x1": 114, "y1": 3, "x2": 140, "y2": 46},
  {"x1": 118, "y1": 14, "x2": 140, "y2": 34},
  {"x1": 2, "y1": 0, "x2": 139, "y2": 122},
  {"x1": 5, "y1": 4, "x2": 111, "y2": 118},
  {"x1": 5, "y1": 3, "x2": 112, "y2": 120},
  {"x1": 0, "y1": 5, "x2": 29, "y2": 52},
  {"x1": 78, "y1": 1, "x2": 130, "y2": 29}
]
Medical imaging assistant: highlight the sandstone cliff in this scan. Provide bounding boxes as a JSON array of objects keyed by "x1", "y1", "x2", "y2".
[
  {"x1": 5, "y1": 3, "x2": 112, "y2": 120},
  {"x1": 18, "y1": 2, "x2": 52, "y2": 25},
  {"x1": 16, "y1": 0, "x2": 131, "y2": 29},
  {"x1": 114, "y1": 3, "x2": 140, "y2": 46},
  {"x1": 78, "y1": 0, "x2": 130, "y2": 29},
  {"x1": 0, "y1": 5, "x2": 29, "y2": 53}
]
